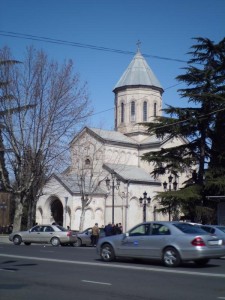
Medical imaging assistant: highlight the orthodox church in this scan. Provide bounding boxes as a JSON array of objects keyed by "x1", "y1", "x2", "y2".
[{"x1": 36, "y1": 48, "x2": 187, "y2": 231}]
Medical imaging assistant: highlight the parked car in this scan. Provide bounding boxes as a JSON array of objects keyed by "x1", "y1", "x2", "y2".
[
  {"x1": 9, "y1": 224, "x2": 77, "y2": 247},
  {"x1": 196, "y1": 224, "x2": 225, "y2": 244},
  {"x1": 74, "y1": 227, "x2": 105, "y2": 247},
  {"x1": 96, "y1": 221, "x2": 225, "y2": 267}
]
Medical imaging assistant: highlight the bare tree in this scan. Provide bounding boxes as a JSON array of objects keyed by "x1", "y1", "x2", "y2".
[
  {"x1": 0, "y1": 46, "x2": 92, "y2": 231},
  {"x1": 68, "y1": 127, "x2": 128, "y2": 231},
  {"x1": 68, "y1": 129, "x2": 107, "y2": 231}
]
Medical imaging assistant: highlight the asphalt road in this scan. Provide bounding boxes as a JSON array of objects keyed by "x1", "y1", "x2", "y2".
[{"x1": 0, "y1": 243, "x2": 225, "y2": 300}]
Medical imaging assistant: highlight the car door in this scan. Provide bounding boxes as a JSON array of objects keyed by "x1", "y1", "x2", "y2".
[
  {"x1": 117, "y1": 223, "x2": 151, "y2": 258},
  {"x1": 41, "y1": 226, "x2": 55, "y2": 243},
  {"x1": 26, "y1": 225, "x2": 43, "y2": 243},
  {"x1": 146, "y1": 223, "x2": 171, "y2": 258}
]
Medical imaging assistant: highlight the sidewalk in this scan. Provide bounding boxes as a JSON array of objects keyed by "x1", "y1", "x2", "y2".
[{"x1": 0, "y1": 235, "x2": 10, "y2": 244}]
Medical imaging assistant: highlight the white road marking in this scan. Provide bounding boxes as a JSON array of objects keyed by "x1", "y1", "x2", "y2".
[
  {"x1": 0, "y1": 268, "x2": 16, "y2": 272},
  {"x1": 0, "y1": 253, "x2": 225, "y2": 278},
  {"x1": 82, "y1": 280, "x2": 111, "y2": 285}
]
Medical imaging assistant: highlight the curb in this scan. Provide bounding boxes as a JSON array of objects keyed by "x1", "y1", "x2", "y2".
[{"x1": 0, "y1": 236, "x2": 10, "y2": 244}]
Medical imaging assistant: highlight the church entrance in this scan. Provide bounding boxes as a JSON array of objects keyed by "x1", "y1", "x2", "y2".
[{"x1": 51, "y1": 199, "x2": 63, "y2": 226}]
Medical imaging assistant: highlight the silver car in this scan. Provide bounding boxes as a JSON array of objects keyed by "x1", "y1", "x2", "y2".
[
  {"x1": 74, "y1": 227, "x2": 105, "y2": 247},
  {"x1": 9, "y1": 224, "x2": 77, "y2": 247},
  {"x1": 197, "y1": 225, "x2": 225, "y2": 244},
  {"x1": 96, "y1": 221, "x2": 225, "y2": 267}
]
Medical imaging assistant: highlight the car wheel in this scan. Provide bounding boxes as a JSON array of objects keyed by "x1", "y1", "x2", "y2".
[
  {"x1": 50, "y1": 237, "x2": 60, "y2": 247},
  {"x1": 24, "y1": 242, "x2": 31, "y2": 246},
  {"x1": 73, "y1": 238, "x2": 82, "y2": 247},
  {"x1": 100, "y1": 243, "x2": 115, "y2": 262},
  {"x1": 194, "y1": 259, "x2": 210, "y2": 266},
  {"x1": 13, "y1": 235, "x2": 22, "y2": 245},
  {"x1": 163, "y1": 247, "x2": 181, "y2": 267}
]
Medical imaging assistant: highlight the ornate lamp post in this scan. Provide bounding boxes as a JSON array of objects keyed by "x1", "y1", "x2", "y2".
[
  {"x1": 163, "y1": 174, "x2": 178, "y2": 221},
  {"x1": 106, "y1": 172, "x2": 120, "y2": 224},
  {"x1": 139, "y1": 192, "x2": 151, "y2": 222}
]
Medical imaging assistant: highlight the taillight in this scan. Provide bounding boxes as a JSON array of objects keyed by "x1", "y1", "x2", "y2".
[
  {"x1": 67, "y1": 230, "x2": 72, "y2": 237},
  {"x1": 191, "y1": 237, "x2": 206, "y2": 246}
]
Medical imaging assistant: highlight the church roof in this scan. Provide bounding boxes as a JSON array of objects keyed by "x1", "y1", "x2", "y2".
[
  {"x1": 103, "y1": 163, "x2": 161, "y2": 185},
  {"x1": 89, "y1": 128, "x2": 138, "y2": 145},
  {"x1": 50, "y1": 173, "x2": 106, "y2": 195},
  {"x1": 113, "y1": 50, "x2": 163, "y2": 91}
]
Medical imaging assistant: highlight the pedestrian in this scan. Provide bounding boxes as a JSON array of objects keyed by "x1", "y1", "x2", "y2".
[
  {"x1": 119, "y1": 223, "x2": 123, "y2": 233},
  {"x1": 111, "y1": 223, "x2": 117, "y2": 235},
  {"x1": 104, "y1": 223, "x2": 113, "y2": 236},
  {"x1": 91, "y1": 223, "x2": 100, "y2": 246},
  {"x1": 115, "y1": 223, "x2": 122, "y2": 234}
]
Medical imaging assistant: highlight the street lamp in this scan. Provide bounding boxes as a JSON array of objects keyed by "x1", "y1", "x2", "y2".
[
  {"x1": 139, "y1": 192, "x2": 151, "y2": 222},
  {"x1": 163, "y1": 174, "x2": 178, "y2": 221},
  {"x1": 163, "y1": 174, "x2": 178, "y2": 191},
  {"x1": 105, "y1": 172, "x2": 120, "y2": 224}
]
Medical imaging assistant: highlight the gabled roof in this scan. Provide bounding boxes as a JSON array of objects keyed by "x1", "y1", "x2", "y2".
[
  {"x1": 49, "y1": 173, "x2": 106, "y2": 195},
  {"x1": 70, "y1": 126, "x2": 169, "y2": 149},
  {"x1": 103, "y1": 163, "x2": 161, "y2": 185},
  {"x1": 89, "y1": 127, "x2": 138, "y2": 145},
  {"x1": 113, "y1": 50, "x2": 163, "y2": 91}
]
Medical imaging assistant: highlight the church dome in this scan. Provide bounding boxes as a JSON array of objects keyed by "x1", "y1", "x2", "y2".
[{"x1": 113, "y1": 50, "x2": 163, "y2": 92}]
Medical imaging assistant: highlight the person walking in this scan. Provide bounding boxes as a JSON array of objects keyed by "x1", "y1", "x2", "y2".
[
  {"x1": 91, "y1": 223, "x2": 100, "y2": 246},
  {"x1": 104, "y1": 223, "x2": 113, "y2": 236}
]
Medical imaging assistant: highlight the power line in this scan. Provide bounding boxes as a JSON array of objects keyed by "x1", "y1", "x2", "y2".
[
  {"x1": 151, "y1": 106, "x2": 225, "y2": 130},
  {"x1": 0, "y1": 31, "x2": 187, "y2": 63}
]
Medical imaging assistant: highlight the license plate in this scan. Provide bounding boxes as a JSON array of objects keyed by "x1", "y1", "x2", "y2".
[{"x1": 208, "y1": 240, "x2": 221, "y2": 245}]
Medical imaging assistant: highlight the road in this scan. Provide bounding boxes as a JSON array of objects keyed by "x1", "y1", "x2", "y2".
[{"x1": 0, "y1": 243, "x2": 225, "y2": 300}]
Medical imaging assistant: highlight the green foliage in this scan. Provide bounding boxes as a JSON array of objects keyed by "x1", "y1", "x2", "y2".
[{"x1": 142, "y1": 37, "x2": 225, "y2": 222}]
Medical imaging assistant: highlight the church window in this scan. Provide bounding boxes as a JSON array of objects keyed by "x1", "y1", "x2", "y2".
[
  {"x1": 131, "y1": 101, "x2": 135, "y2": 122},
  {"x1": 143, "y1": 101, "x2": 147, "y2": 121},
  {"x1": 154, "y1": 103, "x2": 157, "y2": 117},
  {"x1": 121, "y1": 102, "x2": 125, "y2": 123},
  {"x1": 85, "y1": 158, "x2": 91, "y2": 166}
]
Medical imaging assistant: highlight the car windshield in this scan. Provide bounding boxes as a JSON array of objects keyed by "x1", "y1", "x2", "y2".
[
  {"x1": 217, "y1": 226, "x2": 225, "y2": 233},
  {"x1": 56, "y1": 225, "x2": 67, "y2": 232},
  {"x1": 173, "y1": 223, "x2": 207, "y2": 234}
]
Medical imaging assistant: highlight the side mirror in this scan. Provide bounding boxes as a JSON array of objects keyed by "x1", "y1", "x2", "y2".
[{"x1": 125, "y1": 232, "x2": 129, "y2": 237}]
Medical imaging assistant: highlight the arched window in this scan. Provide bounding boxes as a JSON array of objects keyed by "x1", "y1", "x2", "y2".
[
  {"x1": 143, "y1": 101, "x2": 147, "y2": 121},
  {"x1": 131, "y1": 101, "x2": 135, "y2": 122},
  {"x1": 85, "y1": 158, "x2": 91, "y2": 166},
  {"x1": 154, "y1": 103, "x2": 157, "y2": 117},
  {"x1": 121, "y1": 102, "x2": 124, "y2": 123}
]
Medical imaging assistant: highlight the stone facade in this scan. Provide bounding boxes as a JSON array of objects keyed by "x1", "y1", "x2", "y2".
[{"x1": 36, "y1": 49, "x2": 189, "y2": 231}]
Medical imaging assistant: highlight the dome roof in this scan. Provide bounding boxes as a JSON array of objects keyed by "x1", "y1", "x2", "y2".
[{"x1": 113, "y1": 50, "x2": 163, "y2": 91}]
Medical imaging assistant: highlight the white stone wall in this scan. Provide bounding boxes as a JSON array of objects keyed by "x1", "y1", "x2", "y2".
[{"x1": 115, "y1": 86, "x2": 162, "y2": 135}]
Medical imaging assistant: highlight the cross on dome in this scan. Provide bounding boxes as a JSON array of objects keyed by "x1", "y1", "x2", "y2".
[{"x1": 136, "y1": 40, "x2": 141, "y2": 52}]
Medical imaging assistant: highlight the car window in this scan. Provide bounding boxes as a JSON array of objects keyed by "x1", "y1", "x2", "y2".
[
  {"x1": 44, "y1": 226, "x2": 54, "y2": 232},
  {"x1": 173, "y1": 223, "x2": 207, "y2": 234},
  {"x1": 129, "y1": 224, "x2": 150, "y2": 236},
  {"x1": 201, "y1": 226, "x2": 215, "y2": 234},
  {"x1": 31, "y1": 225, "x2": 42, "y2": 232},
  {"x1": 56, "y1": 225, "x2": 66, "y2": 232},
  {"x1": 217, "y1": 226, "x2": 225, "y2": 233},
  {"x1": 151, "y1": 224, "x2": 170, "y2": 235}
]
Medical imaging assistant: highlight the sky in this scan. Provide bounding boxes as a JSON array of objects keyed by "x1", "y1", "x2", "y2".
[{"x1": 0, "y1": 0, "x2": 224, "y2": 130}]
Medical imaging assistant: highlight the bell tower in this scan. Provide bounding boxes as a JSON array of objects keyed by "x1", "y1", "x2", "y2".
[{"x1": 113, "y1": 44, "x2": 164, "y2": 142}]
